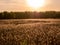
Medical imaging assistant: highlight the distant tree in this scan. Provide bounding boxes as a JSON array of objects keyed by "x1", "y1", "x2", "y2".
[
  {"x1": 0, "y1": 12, "x2": 3, "y2": 19},
  {"x1": 0, "y1": 11, "x2": 60, "y2": 19}
]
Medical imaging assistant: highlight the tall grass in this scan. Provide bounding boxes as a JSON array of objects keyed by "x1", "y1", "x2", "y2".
[{"x1": 0, "y1": 19, "x2": 60, "y2": 45}]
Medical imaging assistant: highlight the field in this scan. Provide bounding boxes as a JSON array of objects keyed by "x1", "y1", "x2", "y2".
[{"x1": 0, "y1": 19, "x2": 60, "y2": 45}]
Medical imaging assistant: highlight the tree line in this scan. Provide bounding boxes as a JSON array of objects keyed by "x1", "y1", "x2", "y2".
[{"x1": 0, "y1": 11, "x2": 60, "y2": 19}]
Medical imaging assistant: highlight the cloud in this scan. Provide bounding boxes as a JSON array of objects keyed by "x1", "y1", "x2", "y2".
[{"x1": 0, "y1": 0, "x2": 25, "y2": 4}]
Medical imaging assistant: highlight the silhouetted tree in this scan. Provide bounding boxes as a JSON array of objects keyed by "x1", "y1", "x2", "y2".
[{"x1": 0, "y1": 11, "x2": 60, "y2": 19}]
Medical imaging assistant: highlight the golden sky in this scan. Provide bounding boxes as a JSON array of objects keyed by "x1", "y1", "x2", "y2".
[{"x1": 0, "y1": 0, "x2": 60, "y2": 12}]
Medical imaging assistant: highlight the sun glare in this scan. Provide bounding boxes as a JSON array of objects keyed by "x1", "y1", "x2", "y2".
[{"x1": 26, "y1": 0, "x2": 45, "y2": 8}]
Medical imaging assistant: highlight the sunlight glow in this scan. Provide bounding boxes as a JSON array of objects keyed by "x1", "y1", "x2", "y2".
[{"x1": 26, "y1": 0, "x2": 45, "y2": 8}]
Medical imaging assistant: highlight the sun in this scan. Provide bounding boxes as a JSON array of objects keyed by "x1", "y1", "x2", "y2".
[{"x1": 26, "y1": 0, "x2": 45, "y2": 8}]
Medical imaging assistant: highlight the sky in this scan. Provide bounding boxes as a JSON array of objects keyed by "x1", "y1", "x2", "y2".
[{"x1": 0, "y1": 0, "x2": 60, "y2": 12}]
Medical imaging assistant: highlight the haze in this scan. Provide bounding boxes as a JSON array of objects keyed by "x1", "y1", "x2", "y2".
[{"x1": 0, "y1": 0, "x2": 60, "y2": 12}]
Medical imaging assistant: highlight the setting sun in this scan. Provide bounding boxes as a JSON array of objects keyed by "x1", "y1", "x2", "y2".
[{"x1": 26, "y1": 0, "x2": 45, "y2": 8}]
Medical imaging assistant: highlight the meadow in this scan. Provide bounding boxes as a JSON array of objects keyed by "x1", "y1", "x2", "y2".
[{"x1": 0, "y1": 19, "x2": 60, "y2": 45}]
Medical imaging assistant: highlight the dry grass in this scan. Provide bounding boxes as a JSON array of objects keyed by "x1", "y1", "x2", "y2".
[{"x1": 0, "y1": 19, "x2": 60, "y2": 45}]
